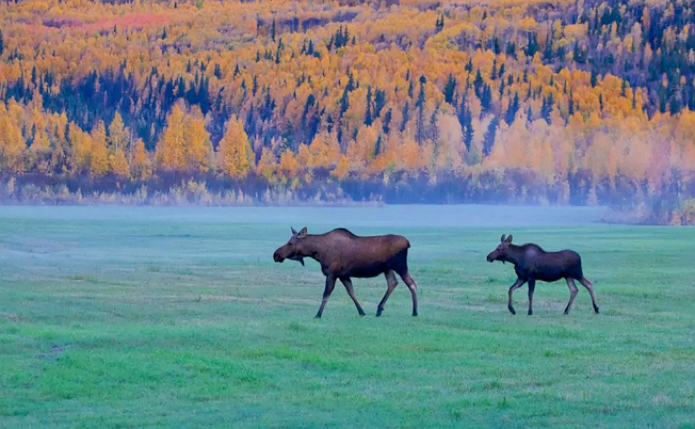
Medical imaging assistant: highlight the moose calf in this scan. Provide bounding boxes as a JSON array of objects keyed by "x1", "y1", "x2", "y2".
[
  {"x1": 273, "y1": 227, "x2": 418, "y2": 318},
  {"x1": 486, "y1": 235, "x2": 599, "y2": 315}
]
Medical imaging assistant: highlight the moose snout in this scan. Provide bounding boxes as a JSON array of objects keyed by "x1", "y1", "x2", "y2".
[
  {"x1": 273, "y1": 251, "x2": 284, "y2": 263},
  {"x1": 486, "y1": 253, "x2": 495, "y2": 263}
]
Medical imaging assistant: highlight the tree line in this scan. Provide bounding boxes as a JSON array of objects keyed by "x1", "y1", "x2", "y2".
[{"x1": 0, "y1": 0, "x2": 694, "y2": 222}]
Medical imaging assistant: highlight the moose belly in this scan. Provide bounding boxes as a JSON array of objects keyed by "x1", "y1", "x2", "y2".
[
  {"x1": 340, "y1": 262, "x2": 388, "y2": 278},
  {"x1": 533, "y1": 266, "x2": 568, "y2": 282}
]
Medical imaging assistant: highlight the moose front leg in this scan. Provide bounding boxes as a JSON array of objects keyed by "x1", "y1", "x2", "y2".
[
  {"x1": 340, "y1": 277, "x2": 366, "y2": 316},
  {"x1": 507, "y1": 278, "x2": 526, "y2": 315},
  {"x1": 315, "y1": 275, "x2": 337, "y2": 319}
]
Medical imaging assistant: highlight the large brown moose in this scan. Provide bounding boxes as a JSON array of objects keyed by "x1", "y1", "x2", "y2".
[
  {"x1": 486, "y1": 235, "x2": 599, "y2": 315},
  {"x1": 273, "y1": 227, "x2": 418, "y2": 318}
]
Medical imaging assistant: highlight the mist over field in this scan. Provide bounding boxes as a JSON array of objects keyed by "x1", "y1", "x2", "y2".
[{"x1": 0, "y1": 204, "x2": 607, "y2": 228}]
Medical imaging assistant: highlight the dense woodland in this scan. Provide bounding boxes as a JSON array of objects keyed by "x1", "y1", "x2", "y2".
[{"x1": 1, "y1": 0, "x2": 695, "y2": 222}]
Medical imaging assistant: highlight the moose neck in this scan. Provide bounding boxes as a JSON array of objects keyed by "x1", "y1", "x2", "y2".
[{"x1": 503, "y1": 245, "x2": 525, "y2": 267}]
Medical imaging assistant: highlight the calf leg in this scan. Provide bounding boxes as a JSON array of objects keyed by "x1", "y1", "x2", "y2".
[
  {"x1": 340, "y1": 277, "x2": 365, "y2": 316},
  {"x1": 376, "y1": 270, "x2": 398, "y2": 317},
  {"x1": 527, "y1": 278, "x2": 536, "y2": 316},
  {"x1": 315, "y1": 275, "x2": 336, "y2": 319},
  {"x1": 397, "y1": 270, "x2": 418, "y2": 317},
  {"x1": 578, "y1": 277, "x2": 600, "y2": 314},
  {"x1": 564, "y1": 277, "x2": 579, "y2": 315},
  {"x1": 507, "y1": 278, "x2": 526, "y2": 315}
]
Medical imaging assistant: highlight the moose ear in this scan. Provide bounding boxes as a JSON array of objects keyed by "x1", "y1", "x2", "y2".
[
  {"x1": 298, "y1": 227, "x2": 308, "y2": 238},
  {"x1": 291, "y1": 227, "x2": 298, "y2": 235},
  {"x1": 500, "y1": 234, "x2": 506, "y2": 244},
  {"x1": 505, "y1": 234, "x2": 513, "y2": 243}
]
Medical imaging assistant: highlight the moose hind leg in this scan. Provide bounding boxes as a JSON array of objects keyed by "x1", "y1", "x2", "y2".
[
  {"x1": 564, "y1": 277, "x2": 579, "y2": 315},
  {"x1": 376, "y1": 270, "x2": 398, "y2": 317},
  {"x1": 399, "y1": 270, "x2": 418, "y2": 317},
  {"x1": 527, "y1": 278, "x2": 536, "y2": 316},
  {"x1": 340, "y1": 277, "x2": 365, "y2": 316},
  {"x1": 315, "y1": 276, "x2": 337, "y2": 319},
  {"x1": 579, "y1": 277, "x2": 600, "y2": 314}
]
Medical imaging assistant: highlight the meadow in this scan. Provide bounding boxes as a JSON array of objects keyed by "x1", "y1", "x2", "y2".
[{"x1": 0, "y1": 205, "x2": 694, "y2": 428}]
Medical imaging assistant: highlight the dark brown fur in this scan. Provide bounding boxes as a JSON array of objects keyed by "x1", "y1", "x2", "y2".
[
  {"x1": 486, "y1": 234, "x2": 599, "y2": 315},
  {"x1": 273, "y1": 227, "x2": 418, "y2": 318}
]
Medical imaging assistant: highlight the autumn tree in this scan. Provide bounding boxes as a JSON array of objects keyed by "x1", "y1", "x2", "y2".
[
  {"x1": 90, "y1": 121, "x2": 110, "y2": 177},
  {"x1": 217, "y1": 115, "x2": 253, "y2": 179},
  {"x1": 108, "y1": 113, "x2": 130, "y2": 177},
  {"x1": 278, "y1": 148, "x2": 299, "y2": 184},
  {"x1": 130, "y1": 138, "x2": 151, "y2": 180},
  {"x1": 156, "y1": 105, "x2": 187, "y2": 173},
  {"x1": 108, "y1": 113, "x2": 130, "y2": 152},
  {"x1": 256, "y1": 146, "x2": 277, "y2": 183},
  {"x1": 0, "y1": 105, "x2": 25, "y2": 173},
  {"x1": 184, "y1": 107, "x2": 212, "y2": 173}
]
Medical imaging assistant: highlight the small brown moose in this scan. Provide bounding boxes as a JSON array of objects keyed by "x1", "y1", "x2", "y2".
[
  {"x1": 273, "y1": 227, "x2": 418, "y2": 318},
  {"x1": 486, "y1": 234, "x2": 600, "y2": 316}
]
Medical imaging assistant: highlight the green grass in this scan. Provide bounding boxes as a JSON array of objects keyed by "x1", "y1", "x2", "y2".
[{"x1": 0, "y1": 206, "x2": 694, "y2": 428}]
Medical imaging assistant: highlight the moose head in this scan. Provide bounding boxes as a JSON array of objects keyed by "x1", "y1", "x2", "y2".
[
  {"x1": 486, "y1": 234, "x2": 513, "y2": 264},
  {"x1": 273, "y1": 227, "x2": 308, "y2": 266}
]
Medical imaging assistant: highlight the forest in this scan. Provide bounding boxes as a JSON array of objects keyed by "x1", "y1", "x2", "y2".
[{"x1": 1, "y1": 0, "x2": 695, "y2": 223}]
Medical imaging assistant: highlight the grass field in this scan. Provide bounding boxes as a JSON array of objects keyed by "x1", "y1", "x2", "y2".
[{"x1": 1, "y1": 205, "x2": 694, "y2": 428}]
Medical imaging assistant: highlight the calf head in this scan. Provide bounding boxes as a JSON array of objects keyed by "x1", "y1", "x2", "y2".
[
  {"x1": 273, "y1": 227, "x2": 308, "y2": 266},
  {"x1": 487, "y1": 234, "x2": 513, "y2": 264}
]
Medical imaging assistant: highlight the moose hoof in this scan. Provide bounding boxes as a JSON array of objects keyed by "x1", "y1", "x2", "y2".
[
  {"x1": 314, "y1": 314, "x2": 322, "y2": 319},
  {"x1": 412, "y1": 312, "x2": 418, "y2": 317},
  {"x1": 508, "y1": 306, "x2": 516, "y2": 315},
  {"x1": 594, "y1": 306, "x2": 600, "y2": 314},
  {"x1": 359, "y1": 312, "x2": 366, "y2": 317},
  {"x1": 527, "y1": 310, "x2": 533, "y2": 316},
  {"x1": 376, "y1": 309, "x2": 383, "y2": 317}
]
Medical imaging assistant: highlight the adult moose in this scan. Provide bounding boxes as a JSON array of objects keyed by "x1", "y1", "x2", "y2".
[
  {"x1": 486, "y1": 235, "x2": 599, "y2": 316},
  {"x1": 273, "y1": 227, "x2": 418, "y2": 318}
]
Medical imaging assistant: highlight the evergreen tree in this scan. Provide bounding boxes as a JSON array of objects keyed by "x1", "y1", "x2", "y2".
[
  {"x1": 483, "y1": 117, "x2": 498, "y2": 156},
  {"x1": 505, "y1": 92, "x2": 519, "y2": 124},
  {"x1": 365, "y1": 86, "x2": 373, "y2": 126},
  {"x1": 444, "y1": 74, "x2": 457, "y2": 104},
  {"x1": 374, "y1": 134, "x2": 382, "y2": 157},
  {"x1": 480, "y1": 84, "x2": 492, "y2": 114}
]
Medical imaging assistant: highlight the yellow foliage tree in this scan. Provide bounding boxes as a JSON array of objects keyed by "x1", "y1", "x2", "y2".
[
  {"x1": 278, "y1": 148, "x2": 299, "y2": 183},
  {"x1": 0, "y1": 108, "x2": 26, "y2": 173},
  {"x1": 30, "y1": 109, "x2": 51, "y2": 153},
  {"x1": 331, "y1": 155, "x2": 350, "y2": 180},
  {"x1": 90, "y1": 121, "x2": 110, "y2": 177},
  {"x1": 108, "y1": 112, "x2": 129, "y2": 152},
  {"x1": 110, "y1": 149, "x2": 130, "y2": 178},
  {"x1": 401, "y1": 137, "x2": 423, "y2": 171},
  {"x1": 156, "y1": 105, "x2": 187, "y2": 172},
  {"x1": 256, "y1": 146, "x2": 277, "y2": 183},
  {"x1": 217, "y1": 115, "x2": 253, "y2": 179},
  {"x1": 184, "y1": 108, "x2": 212, "y2": 173},
  {"x1": 308, "y1": 131, "x2": 340, "y2": 169},
  {"x1": 296, "y1": 144, "x2": 312, "y2": 170},
  {"x1": 69, "y1": 123, "x2": 92, "y2": 175},
  {"x1": 130, "y1": 139, "x2": 151, "y2": 180}
]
